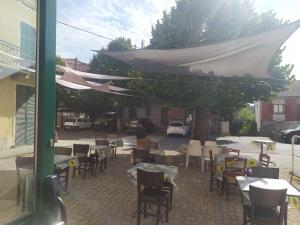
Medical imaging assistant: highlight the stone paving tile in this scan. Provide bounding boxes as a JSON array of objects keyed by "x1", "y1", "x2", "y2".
[{"x1": 64, "y1": 154, "x2": 300, "y2": 225}]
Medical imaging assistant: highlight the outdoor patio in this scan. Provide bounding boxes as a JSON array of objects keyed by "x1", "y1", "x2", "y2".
[{"x1": 63, "y1": 152, "x2": 300, "y2": 225}]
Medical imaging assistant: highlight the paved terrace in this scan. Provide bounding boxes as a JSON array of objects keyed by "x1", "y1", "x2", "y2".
[{"x1": 63, "y1": 150, "x2": 300, "y2": 225}]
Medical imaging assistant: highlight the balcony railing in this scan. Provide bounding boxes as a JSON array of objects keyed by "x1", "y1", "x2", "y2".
[
  {"x1": 0, "y1": 40, "x2": 21, "y2": 68},
  {"x1": 0, "y1": 39, "x2": 36, "y2": 73}
]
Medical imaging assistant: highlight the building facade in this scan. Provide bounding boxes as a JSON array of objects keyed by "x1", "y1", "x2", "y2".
[
  {"x1": 255, "y1": 81, "x2": 300, "y2": 136},
  {"x1": 0, "y1": 0, "x2": 36, "y2": 150}
]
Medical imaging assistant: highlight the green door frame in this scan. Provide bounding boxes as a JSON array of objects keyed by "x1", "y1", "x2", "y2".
[{"x1": 8, "y1": 0, "x2": 57, "y2": 224}]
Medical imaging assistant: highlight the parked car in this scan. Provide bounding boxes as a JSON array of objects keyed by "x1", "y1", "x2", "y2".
[
  {"x1": 63, "y1": 118, "x2": 93, "y2": 130},
  {"x1": 167, "y1": 120, "x2": 190, "y2": 137},
  {"x1": 279, "y1": 126, "x2": 300, "y2": 143},
  {"x1": 126, "y1": 118, "x2": 154, "y2": 134},
  {"x1": 94, "y1": 112, "x2": 117, "y2": 131}
]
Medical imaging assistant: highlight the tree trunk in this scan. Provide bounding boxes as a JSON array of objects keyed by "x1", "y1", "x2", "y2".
[
  {"x1": 116, "y1": 107, "x2": 123, "y2": 132},
  {"x1": 192, "y1": 108, "x2": 209, "y2": 145}
]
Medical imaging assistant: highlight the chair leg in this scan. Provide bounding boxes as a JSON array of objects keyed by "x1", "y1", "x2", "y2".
[
  {"x1": 137, "y1": 201, "x2": 141, "y2": 225},
  {"x1": 226, "y1": 182, "x2": 229, "y2": 201},
  {"x1": 185, "y1": 155, "x2": 189, "y2": 168},
  {"x1": 284, "y1": 201, "x2": 288, "y2": 225},
  {"x1": 156, "y1": 204, "x2": 161, "y2": 225},
  {"x1": 143, "y1": 203, "x2": 147, "y2": 218},
  {"x1": 165, "y1": 199, "x2": 169, "y2": 222}
]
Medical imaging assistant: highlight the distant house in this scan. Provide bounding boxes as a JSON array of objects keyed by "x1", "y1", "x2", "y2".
[
  {"x1": 255, "y1": 80, "x2": 300, "y2": 135},
  {"x1": 123, "y1": 98, "x2": 190, "y2": 129},
  {"x1": 62, "y1": 58, "x2": 89, "y2": 72}
]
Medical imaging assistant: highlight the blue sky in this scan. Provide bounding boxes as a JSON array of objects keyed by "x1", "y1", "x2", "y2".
[{"x1": 56, "y1": 0, "x2": 300, "y2": 79}]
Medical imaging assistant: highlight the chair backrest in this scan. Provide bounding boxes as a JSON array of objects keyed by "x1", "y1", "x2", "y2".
[
  {"x1": 203, "y1": 146, "x2": 221, "y2": 158},
  {"x1": 205, "y1": 141, "x2": 217, "y2": 146},
  {"x1": 228, "y1": 148, "x2": 240, "y2": 156},
  {"x1": 73, "y1": 144, "x2": 89, "y2": 157},
  {"x1": 225, "y1": 156, "x2": 247, "y2": 174},
  {"x1": 15, "y1": 156, "x2": 34, "y2": 170},
  {"x1": 209, "y1": 150, "x2": 215, "y2": 177},
  {"x1": 95, "y1": 139, "x2": 109, "y2": 146},
  {"x1": 249, "y1": 185, "x2": 286, "y2": 223},
  {"x1": 251, "y1": 167, "x2": 279, "y2": 179},
  {"x1": 137, "y1": 138, "x2": 151, "y2": 149},
  {"x1": 54, "y1": 147, "x2": 72, "y2": 156},
  {"x1": 259, "y1": 153, "x2": 270, "y2": 168},
  {"x1": 187, "y1": 140, "x2": 202, "y2": 156},
  {"x1": 133, "y1": 148, "x2": 150, "y2": 164},
  {"x1": 137, "y1": 168, "x2": 164, "y2": 188}
]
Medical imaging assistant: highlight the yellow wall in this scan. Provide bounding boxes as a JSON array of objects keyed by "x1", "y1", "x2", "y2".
[
  {"x1": 0, "y1": 0, "x2": 36, "y2": 149},
  {"x1": 0, "y1": 0, "x2": 36, "y2": 46}
]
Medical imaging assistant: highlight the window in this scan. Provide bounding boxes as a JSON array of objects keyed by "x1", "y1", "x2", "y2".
[
  {"x1": 20, "y1": 21, "x2": 36, "y2": 61},
  {"x1": 273, "y1": 104, "x2": 284, "y2": 114}
]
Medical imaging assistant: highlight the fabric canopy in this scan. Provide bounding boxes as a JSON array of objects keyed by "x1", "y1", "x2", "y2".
[
  {"x1": 104, "y1": 20, "x2": 300, "y2": 78},
  {"x1": 56, "y1": 65, "x2": 133, "y2": 80},
  {"x1": 56, "y1": 74, "x2": 134, "y2": 96}
]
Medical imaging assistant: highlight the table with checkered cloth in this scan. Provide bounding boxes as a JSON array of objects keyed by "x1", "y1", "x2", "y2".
[
  {"x1": 54, "y1": 155, "x2": 79, "y2": 169},
  {"x1": 127, "y1": 163, "x2": 179, "y2": 189}
]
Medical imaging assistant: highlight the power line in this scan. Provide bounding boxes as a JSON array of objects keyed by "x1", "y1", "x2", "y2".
[{"x1": 57, "y1": 21, "x2": 114, "y2": 41}]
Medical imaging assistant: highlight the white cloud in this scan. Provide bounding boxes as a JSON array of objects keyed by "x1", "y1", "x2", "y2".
[
  {"x1": 56, "y1": 0, "x2": 175, "y2": 63},
  {"x1": 57, "y1": 0, "x2": 299, "y2": 79}
]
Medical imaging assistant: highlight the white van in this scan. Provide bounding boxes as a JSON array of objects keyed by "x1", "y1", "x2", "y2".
[{"x1": 63, "y1": 118, "x2": 93, "y2": 130}]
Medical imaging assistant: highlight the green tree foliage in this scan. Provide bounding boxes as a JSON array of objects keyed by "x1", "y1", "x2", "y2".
[
  {"x1": 232, "y1": 106, "x2": 257, "y2": 136},
  {"x1": 56, "y1": 38, "x2": 139, "y2": 124},
  {"x1": 130, "y1": 0, "x2": 294, "y2": 141}
]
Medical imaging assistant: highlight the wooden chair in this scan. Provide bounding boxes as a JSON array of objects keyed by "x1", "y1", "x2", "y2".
[
  {"x1": 227, "y1": 148, "x2": 240, "y2": 156},
  {"x1": 137, "y1": 138, "x2": 152, "y2": 149},
  {"x1": 222, "y1": 156, "x2": 247, "y2": 200},
  {"x1": 251, "y1": 167, "x2": 279, "y2": 179},
  {"x1": 54, "y1": 147, "x2": 72, "y2": 189},
  {"x1": 243, "y1": 186, "x2": 287, "y2": 225},
  {"x1": 133, "y1": 148, "x2": 154, "y2": 165},
  {"x1": 73, "y1": 144, "x2": 95, "y2": 179},
  {"x1": 137, "y1": 169, "x2": 170, "y2": 225},
  {"x1": 209, "y1": 150, "x2": 222, "y2": 192},
  {"x1": 15, "y1": 156, "x2": 34, "y2": 210},
  {"x1": 259, "y1": 153, "x2": 271, "y2": 167}
]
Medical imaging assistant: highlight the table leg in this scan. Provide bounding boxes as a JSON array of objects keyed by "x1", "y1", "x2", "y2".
[
  {"x1": 260, "y1": 143, "x2": 263, "y2": 154},
  {"x1": 104, "y1": 157, "x2": 107, "y2": 169}
]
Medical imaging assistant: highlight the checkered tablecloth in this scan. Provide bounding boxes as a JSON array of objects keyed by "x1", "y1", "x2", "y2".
[
  {"x1": 90, "y1": 145, "x2": 110, "y2": 159},
  {"x1": 127, "y1": 163, "x2": 179, "y2": 189},
  {"x1": 54, "y1": 155, "x2": 79, "y2": 169}
]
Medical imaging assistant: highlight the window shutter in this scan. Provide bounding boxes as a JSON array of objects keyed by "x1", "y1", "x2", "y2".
[{"x1": 20, "y1": 22, "x2": 36, "y2": 60}]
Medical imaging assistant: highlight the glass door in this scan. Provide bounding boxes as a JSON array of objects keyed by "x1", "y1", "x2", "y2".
[{"x1": 0, "y1": 0, "x2": 38, "y2": 223}]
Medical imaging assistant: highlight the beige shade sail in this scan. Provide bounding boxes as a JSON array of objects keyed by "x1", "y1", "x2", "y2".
[
  {"x1": 56, "y1": 74, "x2": 134, "y2": 96},
  {"x1": 56, "y1": 65, "x2": 133, "y2": 80},
  {"x1": 104, "y1": 20, "x2": 300, "y2": 78}
]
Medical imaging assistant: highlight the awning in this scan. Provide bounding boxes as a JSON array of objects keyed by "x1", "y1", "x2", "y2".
[
  {"x1": 104, "y1": 20, "x2": 300, "y2": 78},
  {"x1": 56, "y1": 74, "x2": 135, "y2": 96},
  {"x1": 56, "y1": 65, "x2": 133, "y2": 80}
]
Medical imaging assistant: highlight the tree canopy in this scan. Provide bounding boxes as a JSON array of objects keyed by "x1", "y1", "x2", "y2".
[{"x1": 129, "y1": 0, "x2": 294, "y2": 141}]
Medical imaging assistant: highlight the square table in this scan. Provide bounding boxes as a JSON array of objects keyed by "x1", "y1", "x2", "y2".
[
  {"x1": 237, "y1": 176, "x2": 300, "y2": 225},
  {"x1": 236, "y1": 176, "x2": 300, "y2": 197},
  {"x1": 127, "y1": 163, "x2": 179, "y2": 189},
  {"x1": 90, "y1": 145, "x2": 110, "y2": 169},
  {"x1": 54, "y1": 155, "x2": 79, "y2": 169}
]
